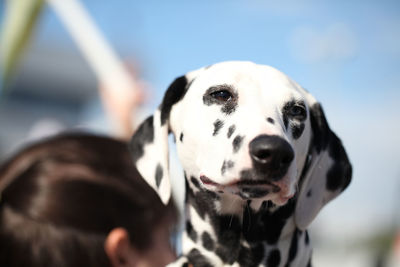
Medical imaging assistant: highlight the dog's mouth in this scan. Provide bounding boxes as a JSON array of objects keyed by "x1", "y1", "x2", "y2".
[
  {"x1": 199, "y1": 175, "x2": 294, "y2": 202},
  {"x1": 199, "y1": 176, "x2": 221, "y2": 186}
]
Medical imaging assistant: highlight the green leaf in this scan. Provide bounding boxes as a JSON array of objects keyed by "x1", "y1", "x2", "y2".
[{"x1": 0, "y1": 0, "x2": 45, "y2": 92}]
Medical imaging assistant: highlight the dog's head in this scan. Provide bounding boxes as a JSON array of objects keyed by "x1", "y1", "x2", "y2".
[{"x1": 130, "y1": 61, "x2": 351, "y2": 229}]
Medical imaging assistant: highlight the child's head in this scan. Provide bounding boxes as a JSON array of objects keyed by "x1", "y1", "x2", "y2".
[{"x1": 0, "y1": 133, "x2": 177, "y2": 267}]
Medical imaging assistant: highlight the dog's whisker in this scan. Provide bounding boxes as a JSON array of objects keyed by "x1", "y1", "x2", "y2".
[
  {"x1": 227, "y1": 196, "x2": 237, "y2": 212},
  {"x1": 246, "y1": 201, "x2": 251, "y2": 231},
  {"x1": 227, "y1": 198, "x2": 240, "y2": 229},
  {"x1": 229, "y1": 214, "x2": 234, "y2": 228}
]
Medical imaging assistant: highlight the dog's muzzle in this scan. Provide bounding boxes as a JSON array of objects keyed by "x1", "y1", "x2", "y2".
[
  {"x1": 200, "y1": 175, "x2": 278, "y2": 198},
  {"x1": 199, "y1": 135, "x2": 295, "y2": 201},
  {"x1": 249, "y1": 135, "x2": 294, "y2": 181}
]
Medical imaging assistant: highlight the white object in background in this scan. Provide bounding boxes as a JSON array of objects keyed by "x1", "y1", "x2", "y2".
[
  {"x1": 46, "y1": 0, "x2": 136, "y2": 96},
  {"x1": 46, "y1": 0, "x2": 140, "y2": 137}
]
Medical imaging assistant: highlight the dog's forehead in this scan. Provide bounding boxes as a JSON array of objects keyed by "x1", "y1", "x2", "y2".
[{"x1": 190, "y1": 61, "x2": 302, "y2": 97}]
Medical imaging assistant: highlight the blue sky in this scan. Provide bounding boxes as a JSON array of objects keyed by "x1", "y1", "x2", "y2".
[
  {"x1": 33, "y1": 0, "x2": 400, "y2": 107},
  {"x1": 2, "y1": 0, "x2": 400, "y2": 237}
]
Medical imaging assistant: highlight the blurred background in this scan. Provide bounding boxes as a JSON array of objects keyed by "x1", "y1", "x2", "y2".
[{"x1": 0, "y1": 0, "x2": 399, "y2": 266}]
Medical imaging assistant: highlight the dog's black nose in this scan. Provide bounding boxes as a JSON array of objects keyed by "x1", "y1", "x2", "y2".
[{"x1": 249, "y1": 135, "x2": 294, "y2": 180}]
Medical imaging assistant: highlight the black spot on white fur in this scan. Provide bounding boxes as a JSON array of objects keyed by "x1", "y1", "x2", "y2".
[
  {"x1": 213, "y1": 119, "x2": 224, "y2": 136},
  {"x1": 155, "y1": 164, "x2": 163, "y2": 188},
  {"x1": 186, "y1": 182, "x2": 219, "y2": 220},
  {"x1": 309, "y1": 103, "x2": 351, "y2": 192},
  {"x1": 243, "y1": 199, "x2": 296, "y2": 245},
  {"x1": 202, "y1": 232, "x2": 215, "y2": 251},
  {"x1": 221, "y1": 160, "x2": 234, "y2": 175},
  {"x1": 291, "y1": 121, "x2": 305, "y2": 139},
  {"x1": 267, "y1": 117, "x2": 275, "y2": 124},
  {"x1": 285, "y1": 228, "x2": 300, "y2": 266},
  {"x1": 180, "y1": 132, "x2": 184, "y2": 142},
  {"x1": 222, "y1": 101, "x2": 238, "y2": 114},
  {"x1": 183, "y1": 187, "x2": 303, "y2": 266},
  {"x1": 326, "y1": 132, "x2": 352, "y2": 192},
  {"x1": 237, "y1": 243, "x2": 265, "y2": 266},
  {"x1": 186, "y1": 221, "x2": 198, "y2": 242},
  {"x1": 129, "y1": 116, "x2": 154, "y2": 163},
  {"x1": 190, "y1": 176, "x2": 201, "y2": 190},
  {"x1": 187, "y1": 249, "x2": 213, "y2": 267},
  {"x1": 227, "y1": 125, "x2": 236, "y2": 138},
  {"x1": 214, "y1": 215, "x2": 242, "y2": 264},
  {"x1": 232, "y1": 135, "x2": 244, "y2": 153},
  {"x1": 160, "y1": 76, "x2": 189, "y2": 125},
  {"x1": 309, "y1": 103, "x2": 330, "y2": 153}
]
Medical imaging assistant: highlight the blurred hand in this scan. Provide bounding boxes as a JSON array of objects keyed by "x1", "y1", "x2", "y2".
[{"x1": 99, "y1": 62, "x2": 149, "y2": 140}]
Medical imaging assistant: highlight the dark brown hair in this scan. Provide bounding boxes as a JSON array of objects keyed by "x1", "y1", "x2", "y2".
[{"x1": 0, "y1": 133, "x2": 176, "y2": 267}]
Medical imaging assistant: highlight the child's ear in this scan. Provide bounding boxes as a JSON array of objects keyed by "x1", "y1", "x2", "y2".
[{"x1": 104, "y1": 228, "x2": 138, "y2": 267}]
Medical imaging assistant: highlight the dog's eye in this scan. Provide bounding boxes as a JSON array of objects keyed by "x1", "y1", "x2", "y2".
[
  {"x1": 289, "y1": 105, "x2": 306, "y2": 119},
  {"x1": 210, "y1": 90, "x2": 233, "y2": 102}
]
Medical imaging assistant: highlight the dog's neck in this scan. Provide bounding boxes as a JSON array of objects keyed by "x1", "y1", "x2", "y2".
[{"x1": 182, "y1": 178, "x2": 302, "y2": 266}]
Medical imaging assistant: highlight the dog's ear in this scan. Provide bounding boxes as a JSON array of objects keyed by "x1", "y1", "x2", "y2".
[
  {"x1": 295, "y1": 97, "x2": 352, "y2": 230},
  {"x1": 129, "y1": 69, "x2": 202, "y2": 204}
]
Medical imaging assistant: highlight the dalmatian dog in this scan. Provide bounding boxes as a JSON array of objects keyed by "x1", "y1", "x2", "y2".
[{"x1": 130, "y1": 61, "x2": 352, "y2": 267}]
